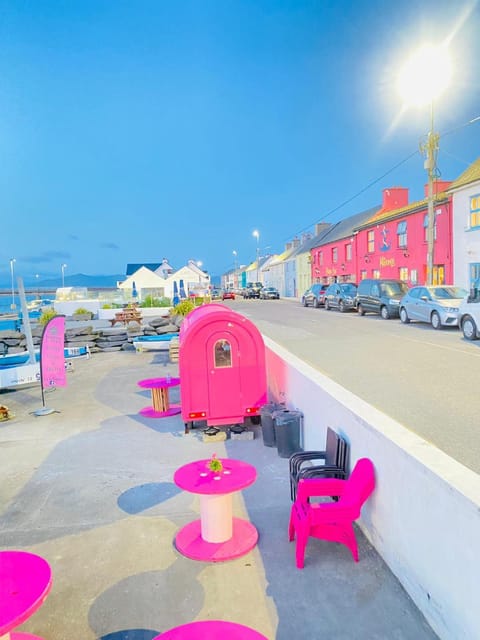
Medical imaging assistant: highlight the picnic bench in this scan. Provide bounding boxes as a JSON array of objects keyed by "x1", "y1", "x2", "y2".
[{"x1": 109, "y1": 307, "x2": 143, "y2": 326}]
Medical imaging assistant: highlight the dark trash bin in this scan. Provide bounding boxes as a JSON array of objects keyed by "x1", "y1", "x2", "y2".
[
  {"x1": 273, "y1": 409, "x2": 303, "y2": 458},
  {"x1": 260, "y1": 402, "x2": 284, "y2": 447}
]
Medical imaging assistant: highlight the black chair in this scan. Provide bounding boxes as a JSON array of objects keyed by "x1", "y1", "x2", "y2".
[{"x1": 289, "y1": 427, "x2": 348, "y2": 501}]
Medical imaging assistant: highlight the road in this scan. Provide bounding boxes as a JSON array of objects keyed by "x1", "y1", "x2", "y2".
[{"x1": 224, "y1": 297, "x2": 480, "y2": 475}]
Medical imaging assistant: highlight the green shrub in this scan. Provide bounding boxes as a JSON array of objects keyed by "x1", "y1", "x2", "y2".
[
  {"x1": 73, "y1": 307, "x2": 91, "y2": 316},
  {"x1": 173, "y1": 299, "x2": 195, "y2": 316},
  {"x1": 102, "y1": 303, "x2": 113, "y2": 309},
  {"x1": 39, "y1": 309, "x2": 58, "y2": 326},
  {"x1": 140, "y1": 295, "x2": 171, "y2": 308}
]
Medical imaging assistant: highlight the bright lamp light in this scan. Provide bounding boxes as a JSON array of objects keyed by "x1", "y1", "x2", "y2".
[{"x1": 397, "y1": 44, "x2": 452, "y2": 107}]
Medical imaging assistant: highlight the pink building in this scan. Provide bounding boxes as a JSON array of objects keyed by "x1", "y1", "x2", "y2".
[{"x1": 311, "y1": 183, "x2": 453, "y2": 286}]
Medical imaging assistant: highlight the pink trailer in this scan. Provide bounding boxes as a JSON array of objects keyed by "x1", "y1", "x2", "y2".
[{"x1": 179, "y1": 304, "x2": 267, "y2": 430}]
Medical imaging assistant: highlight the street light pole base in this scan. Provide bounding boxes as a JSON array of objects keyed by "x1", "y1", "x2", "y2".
[{"x1": 33, "y1": 407, "x2": 60, "y2": 417}]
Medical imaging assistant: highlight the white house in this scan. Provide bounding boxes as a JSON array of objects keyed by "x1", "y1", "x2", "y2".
[
  {"x1": 450, "y1": 158, "x2": 480, "y2": 289},
  {"x1": 118, "y1": 260, "x2": 210, "y2": 302}
]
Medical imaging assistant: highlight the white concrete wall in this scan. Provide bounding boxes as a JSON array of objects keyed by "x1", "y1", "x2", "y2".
[
  {"x1": 54, "y1": 300, "x2": 101, "y2": 316},
  {"x1": 264, "y1": 336, "x2": 480, "y2": 640}
]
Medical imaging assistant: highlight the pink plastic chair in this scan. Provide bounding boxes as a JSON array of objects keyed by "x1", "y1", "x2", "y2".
[{"x1": 288, "y1": 458, "x2": 375, "y2": 569}]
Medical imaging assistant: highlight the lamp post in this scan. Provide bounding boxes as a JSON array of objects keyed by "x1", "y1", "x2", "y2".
[
  {"x1": 61, "y1": 263, "x2": 67, "y2": 287},
  {"x1": 35, "y1": 273, "x2": 40, "y2": 299},
  {"x1": 232, "y1": 250, "x2": 238, "y2": 288},
  {"x1": 9, "y1": 258, "x2": 16, "y2": 310},
  {"x1": 398, "y1": 44, "x2": 451, "y2": 285},
  {"x1": 252, "y1": 230, "x2": 260, "y2": 281}
]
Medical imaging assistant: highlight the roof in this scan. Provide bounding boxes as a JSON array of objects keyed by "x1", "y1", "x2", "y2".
[
  {"x1": 357, "y1": 192, "x2": 449, "y2": 229},
  {"x1": 299, "y1": 225, "x2": 334, "y2": 253},
  {"x1": 318, "y1": 205, "x2": 381, "y2": 244},
  {"x1": 126, "y1": 263, "x2": 161, "y2": 276},
  {"x1": 447, "y1": 157, "x2": 480, "y2": 192}
]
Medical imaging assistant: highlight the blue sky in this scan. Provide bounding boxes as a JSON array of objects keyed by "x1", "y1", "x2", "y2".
[{"x1": 1, "y1": 0, "x2": 479, "y2": 283}]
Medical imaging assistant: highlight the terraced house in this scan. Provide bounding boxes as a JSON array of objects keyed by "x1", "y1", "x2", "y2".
[{"x1": 224, "y1": 157, "x2": 480, "y2": 295}]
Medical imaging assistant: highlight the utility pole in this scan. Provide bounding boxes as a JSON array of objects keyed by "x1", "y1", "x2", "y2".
[{"x1": 421, "y1": 103, "x2": 439, "y2": 286}]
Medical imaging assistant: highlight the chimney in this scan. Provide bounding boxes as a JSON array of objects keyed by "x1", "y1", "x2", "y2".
[
  {"x1": 382, "y1": 187, "x2": 409, "y2": 211},
  {"x1": 292, "y1": 236, "x2": 300, "y2": 248},
  {"x1": 301, "y1": 232, "x2": 312, "y2": 244},
  {"x1": 423, "y1": 180, "x2": 452, "y2": 197},
  {"x1": 285, "y1": 242, "x2": 292, "y2": 251},
  {"x1": 314, "y1": 222, "x2": 329, "y2": 235}
]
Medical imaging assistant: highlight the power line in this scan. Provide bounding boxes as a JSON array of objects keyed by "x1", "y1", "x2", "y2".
[
  {"x1": 290, "y1": 113, "x2": 480, "y2": 242},
  {"x1": 293, "y1": 149, "x2": 419, "y2": 238}
]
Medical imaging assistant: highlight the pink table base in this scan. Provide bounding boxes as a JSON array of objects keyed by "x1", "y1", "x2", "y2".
[
  {"x1": 175, "y1": 516, "x2": 258, "y2": 562},
  {"x1": 9, "y1": 633, "x2": 46, "y2": 639},
  {"x1": 139, "y1": 405, "x2": 181, "y2": 418},
  {"x1": 153, "y1": 620, "x2": 268, "y2": 639}
]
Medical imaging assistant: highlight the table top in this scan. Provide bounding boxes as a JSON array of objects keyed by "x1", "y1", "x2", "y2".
[
  {"x1": 0, "y1": 551, "x2": 52, "y2": 635},
  {"x1": 174, "y1": 458, "x2": 257, "y2": 495},
  {"x1": 153, "y1": 620, "x2": 268, "y2": 639},
  {"x1": 137, "y1": 376, "x2": 180, "y2": 389}
]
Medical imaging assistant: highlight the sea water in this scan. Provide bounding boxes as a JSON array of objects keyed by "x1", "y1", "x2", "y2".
[{"x1": 0, "y1": 295, "x2": 53, "y2": 331}]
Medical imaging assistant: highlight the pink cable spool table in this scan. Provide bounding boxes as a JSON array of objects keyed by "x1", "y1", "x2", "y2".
[
  {"x1": 174, "y1": 458, "x2": 258, "y2": 562},
  {"x1": 0, "y1": 550, "x2": 52, "y2": 640},
  {"x1": 137, "y1": 376, "x2": 181, "y2": 418},
  {"x1": 153, "y1": 620, "x2": 268, "y2": 639}
]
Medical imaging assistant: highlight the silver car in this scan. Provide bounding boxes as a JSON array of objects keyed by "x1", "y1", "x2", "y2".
[{"x1": 399, "y1": 285, "x2": 468, "y2": 329}]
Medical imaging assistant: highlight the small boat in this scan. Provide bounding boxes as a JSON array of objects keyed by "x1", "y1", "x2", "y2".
[
  {"x1": 133, "y1": 333, "x2": 178, "y2": 352},
  {"x1": 0, "y1": 352, "x2": 33, "y2": 368},
  {"x1": 0, "y1": 346, "x2": 89, "y2": 368}
]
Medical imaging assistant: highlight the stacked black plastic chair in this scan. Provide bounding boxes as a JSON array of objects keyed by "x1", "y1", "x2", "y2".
[{"x1": 289, "y1": 427, "x2": 348, "y2": 501}]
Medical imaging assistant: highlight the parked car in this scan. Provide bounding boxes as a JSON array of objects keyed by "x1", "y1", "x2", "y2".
[
  {"x1": 399, "y1": 285, "x2": 468, "y2": 329},
  {"x1": 211, "y1": 289, "x2": 221, "y2": 300},
  {"x1": 301, "y1": 284, "x2": 329, "y2": 308},
  {"x1": 260, "y1": 286, "x2": 280, "y2": 299},
  {"x1": 243, "y1": 282, "x2": 263, "y2": 298},
  {"x1": 355, "y1": 279, "x2": 410, "y2": 319},
  {"x1": 324, "y1": 282, "x2": 358, "y2": 312},
  {"x1": 457, "y1": 286, "x2": 480, "y2": 340},
  {"x1": 222, "y1": 290, "x2": 235, "y2": 300}
]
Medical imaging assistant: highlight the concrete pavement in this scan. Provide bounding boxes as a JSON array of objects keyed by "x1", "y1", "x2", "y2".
[{"x1": 0, "y1": 348, "x2": 438, "y2": 639}]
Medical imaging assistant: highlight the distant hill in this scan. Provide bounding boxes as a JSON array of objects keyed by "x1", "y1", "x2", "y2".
[{"x1": 0, "y1": 273, "x2": 127, "y2": 289}]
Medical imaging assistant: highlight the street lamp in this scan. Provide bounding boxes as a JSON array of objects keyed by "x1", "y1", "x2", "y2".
[
  {"x1": 35, "y1": 273, "x2": 40, "y2": 299},
  {"x1": 232, "y1": 250, "x2": 238, "y2": 288},
  {"x1": 252, "y1": 230, "x2": 260, "y2": 281},
  {"x1": 9, "y1": 258, "x2": 16, "y2": 310},
  {"x1": 398, "y1": 44, "x2": 452, "y2": 285},
  {"x1": 61, "y1": 263, "x2": 67, "y2": 287}
]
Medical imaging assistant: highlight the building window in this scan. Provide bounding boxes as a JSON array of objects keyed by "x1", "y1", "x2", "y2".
[
  {"x1": 332, "y1": 247, "x2": 338, "y2": 263},
  {"x1": 470, "y1": 195, "x2": 480, "y2": 229},
  {"x1": 372, "y1": 269, "x2": 380, "y2": 279},
  {"x1": 367, "y1": 230, "x2": 374, "y2": 253},
  {"x1": 423, "y1": 213, "x2": 437, "y2": 241},
  {"x1": 399, "y1": 267, "x2": 408, "y2": 281},
  {"x1": 397, "y1": 221, "x2": 407, "y2": 248},
  {"x1": 214, "y1": 340, "x2": 232, "y2": 368},
  {"x1": 360, "y1": 270, "x2": 367, "y2": 280},
  {"x1": 319, "y1": 251, "x2": 323, "y2": 266},
  {"x1": 346, "y1": 243, "x2": 352, "y2": 261},
  {"x1": 410, "y1": 269, "x2": 418, "y2": 284}
]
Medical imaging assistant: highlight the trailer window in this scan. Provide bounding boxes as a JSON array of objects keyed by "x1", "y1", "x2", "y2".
[{"x1": 214, "y1": 340, "x2": 232, "y2": 368}]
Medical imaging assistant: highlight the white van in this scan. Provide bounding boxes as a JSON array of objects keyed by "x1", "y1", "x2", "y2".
[{"x1": 458, "y1": 287, "x2": 480, "y2": 340}]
